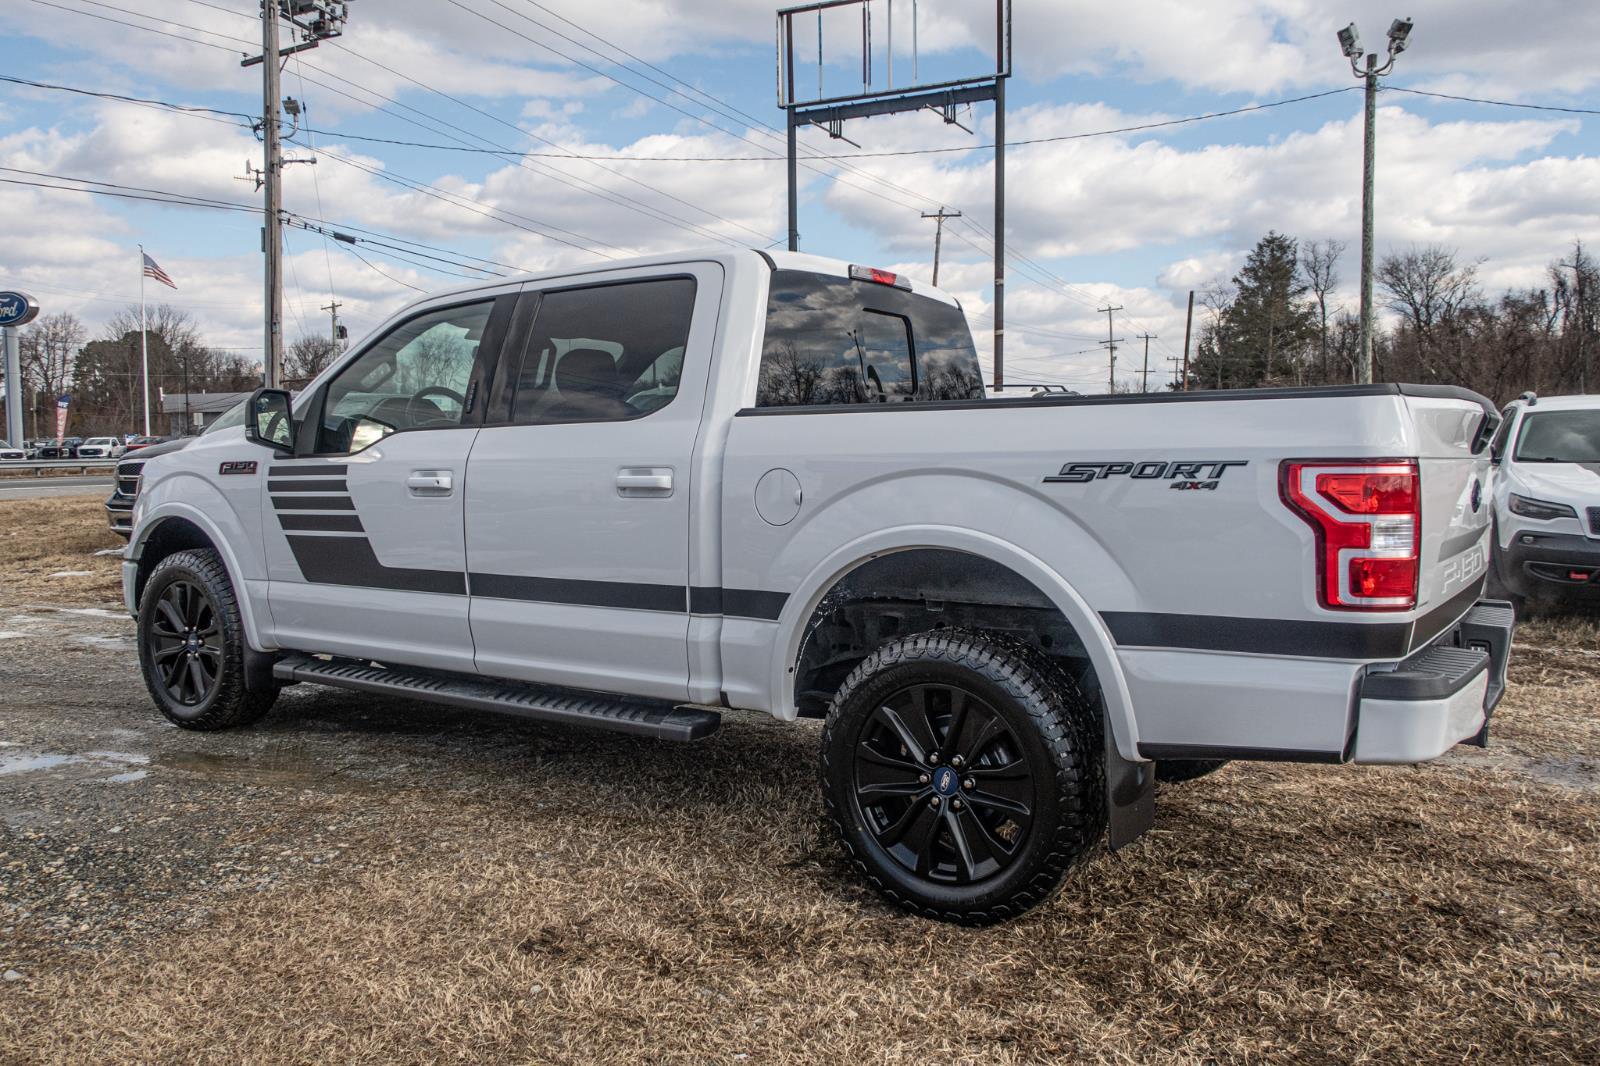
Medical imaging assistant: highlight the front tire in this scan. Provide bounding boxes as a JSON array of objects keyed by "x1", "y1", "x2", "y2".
[
  {"x1": 820, "y1": 630, "x2": 1104, "y2": 925},
  {"x1": 137, "y1": 548, "x2": 277, "y2": 730}
]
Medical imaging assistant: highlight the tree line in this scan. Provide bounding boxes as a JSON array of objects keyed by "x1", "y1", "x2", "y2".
[
  {"x1": 1186, "y1": 233, "x2": 1596, "y2": 403},
  {"x1": 7, "y1": 306, "x2": 339, "y2": 439}
]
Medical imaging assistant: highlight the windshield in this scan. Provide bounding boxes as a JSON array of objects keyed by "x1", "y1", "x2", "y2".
[
  {"x1": 1514, "y1": 410, "x2": 1600, "y2": 463},
  {"x1": 204, "y1": 400, "x2": 248, "y2": 434}
]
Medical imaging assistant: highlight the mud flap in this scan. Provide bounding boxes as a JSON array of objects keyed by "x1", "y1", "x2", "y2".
[{"x1": 1105, "y1": 713, "x2": 1155, "y2": 849}]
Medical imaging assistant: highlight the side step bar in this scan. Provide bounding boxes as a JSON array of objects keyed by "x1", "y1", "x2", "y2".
[{"x1": 272, "y1": 654, "x2": 721, "y2": 742}]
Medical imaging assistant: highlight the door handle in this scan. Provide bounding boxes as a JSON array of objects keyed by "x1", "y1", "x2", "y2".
[
  {"x1": 407, "y1": 470, "x2": 453, "y2": 497},
  {"x1": 616, "y1": 468, "x2": 673, "y2": 498}
]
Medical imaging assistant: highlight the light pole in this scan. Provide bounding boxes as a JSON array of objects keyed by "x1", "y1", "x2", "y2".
[{"x1": 1338, "y1": 17, "x2": 1413, "y2": 385}]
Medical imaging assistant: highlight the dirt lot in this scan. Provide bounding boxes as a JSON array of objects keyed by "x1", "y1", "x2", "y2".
[{"x1": 1, "y1": 497, "x2": 1598, "y2": 1063}]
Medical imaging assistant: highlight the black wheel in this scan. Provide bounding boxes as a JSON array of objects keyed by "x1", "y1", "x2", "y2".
[
  {"x1": 138, "y1": 548, "x2": 277, "y2": 730},
  {"x1": 820, "y1": 630, "x2": 1104, "y2": 925},
  {"x1": 1155, "y1": 759, "x2": 1229, "y2": 783}
]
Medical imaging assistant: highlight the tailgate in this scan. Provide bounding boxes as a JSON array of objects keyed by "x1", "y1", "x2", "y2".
[{"x1": 1409, "y1": 392, "x2": 1494, "y2": 621}]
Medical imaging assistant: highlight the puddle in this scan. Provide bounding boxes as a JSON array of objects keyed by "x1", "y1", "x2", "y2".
[
  {"x1": 0, "y1": 750, "x2": 149, "y2": 778},
  {"x1": 49, "y1": 571, "x2": 94, "y2": 579},
  {"x1": 28, "y1": 606, "x2": 127, "y2": 621},
  {"x1": 72, "y1": 635, "x2": 134, "y2": 651},
  {"x1": 0, "y1": 631, "x2": 26, "y2": 640}
]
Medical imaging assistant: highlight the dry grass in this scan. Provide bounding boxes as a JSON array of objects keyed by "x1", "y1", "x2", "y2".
[
  {"x1": 2, "y1": 499, "x2": 1598, "y2": 1063},
  {"x1": 0, "y1": 497, "x2": 123, "y2": 606}
]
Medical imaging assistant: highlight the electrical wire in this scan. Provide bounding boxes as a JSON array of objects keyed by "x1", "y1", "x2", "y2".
[{"x1": 1384, "y1": 85, "x2": 1600, "y2": 116}]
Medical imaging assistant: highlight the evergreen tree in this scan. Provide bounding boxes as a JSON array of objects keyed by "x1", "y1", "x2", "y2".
[{"x1": 1190, "y1": 232, "x2": 1318, "y2": 388}]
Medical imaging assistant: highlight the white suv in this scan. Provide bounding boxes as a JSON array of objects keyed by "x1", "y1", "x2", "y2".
[{"x1": 1490, "y1": 393, "x2": 1600, "y2": 604}]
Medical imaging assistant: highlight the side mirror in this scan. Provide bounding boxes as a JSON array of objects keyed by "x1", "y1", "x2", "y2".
[{"x1": 245, "y1": 388, "x2": 294, "y2": 451}]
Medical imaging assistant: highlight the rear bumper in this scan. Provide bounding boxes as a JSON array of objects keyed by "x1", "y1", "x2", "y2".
[
  {"x1": 1497, "y1": 531, "x2": 1600, "y2": 599},
  {"x1": 1350, "y1": 599, "x2": 1514, "y2": 763}
]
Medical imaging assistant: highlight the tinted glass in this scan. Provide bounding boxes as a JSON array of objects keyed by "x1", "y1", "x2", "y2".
[
  {"x1": 318, "y1": 301, "x2": 492, "y2": 453},
  {"x1": 510, "y1": 277, "x2": 696, "y2": 425},
  {"x1": 756, "y1": 269, "x2": 984, "y2": 407},
  {"x1": 1515, "y1": 409, "x2": 1600, "y2": 463}
]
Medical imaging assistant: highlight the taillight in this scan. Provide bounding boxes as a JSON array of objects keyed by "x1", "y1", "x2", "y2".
[
  {"x1": 1282, "y1": 460, "x2": 1421, "y2": 611},
  {"x1": 848, "y1": 264, "x2": 912, "y2": 290}
]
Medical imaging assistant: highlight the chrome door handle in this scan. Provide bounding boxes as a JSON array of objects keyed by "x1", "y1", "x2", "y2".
[
  {"x1": 616, "y1": 468, "x2": 673, "y2": 497},
  {"x1": 407, "y1": 470, "x2": 453, "y2": 497}
]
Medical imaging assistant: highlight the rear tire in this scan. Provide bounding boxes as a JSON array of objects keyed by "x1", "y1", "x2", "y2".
[
  {"x1": 820, "y1": 629, "x2": 1104, "y2": 925},
  {"x1": 137, "y1": 548, "x2": 277, "y2": 731},
  {"x1": 1155, "y1": 759, "x2": 1229, "y2": 783}
]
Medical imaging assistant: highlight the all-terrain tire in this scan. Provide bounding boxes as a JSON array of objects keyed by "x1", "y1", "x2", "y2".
[
  {"x1": 137, "y1": 548, "x2": 277, "y2": 730},
  {"x1": 820, "y1": 629, "x2": 1104, "y2": 925},
  {"x1": 1155, "y1": 758, "x2": 1229, "y2": 783}
]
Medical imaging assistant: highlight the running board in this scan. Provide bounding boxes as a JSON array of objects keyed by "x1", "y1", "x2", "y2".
[{"x1": 272, "y1": 654, "x2": 721, "y2": 741}]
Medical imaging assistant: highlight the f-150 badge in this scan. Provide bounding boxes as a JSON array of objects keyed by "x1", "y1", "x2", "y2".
[{"x1": 1044, "y1": 460, "x2": 1247, "y2": 491}]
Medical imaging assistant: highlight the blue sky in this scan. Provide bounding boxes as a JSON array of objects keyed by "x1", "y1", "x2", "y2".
[{"x1": 3, "y1": 0, "x2": 1597, "y2": 391}]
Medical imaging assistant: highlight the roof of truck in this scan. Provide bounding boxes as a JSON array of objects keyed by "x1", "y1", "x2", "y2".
[{"x1": 1510, "y1": 394, "x2": 1600, "y2": 412}]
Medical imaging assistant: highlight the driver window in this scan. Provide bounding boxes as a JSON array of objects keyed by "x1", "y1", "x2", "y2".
[
  {"x1": 510, "y1": 277, "x2": 696, "y2": 426},
  {"x1": 318, "y1": 301, "x2": 492, "y2": 453}
]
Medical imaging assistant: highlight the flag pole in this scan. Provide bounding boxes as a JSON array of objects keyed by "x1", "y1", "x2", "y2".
[{"x1": 139, "y1": 244, "x2": 150, "y2": 437}]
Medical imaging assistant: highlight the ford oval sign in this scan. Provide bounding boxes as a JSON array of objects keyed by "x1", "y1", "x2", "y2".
[{"x1": 0, "y1": 292, "x2": 39, "y2": 328}]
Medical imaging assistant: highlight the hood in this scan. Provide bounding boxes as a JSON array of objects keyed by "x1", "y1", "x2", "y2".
[
  {"x1": 1509, "y1": 460, "x2": 1600, "y2": 504},
  {"x1": 121, "y1": 437, "x2": 191, "y2": 464}
]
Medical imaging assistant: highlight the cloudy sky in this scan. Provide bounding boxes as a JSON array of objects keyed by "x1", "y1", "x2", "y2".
[{"x1": 2, "y1": 0, "x2": 1597, "y2": 391}]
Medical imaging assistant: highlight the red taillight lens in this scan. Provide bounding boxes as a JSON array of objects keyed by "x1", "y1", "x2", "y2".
[{"x1": 1282, "y1": 461, "x2": 1421, "y2": 611}]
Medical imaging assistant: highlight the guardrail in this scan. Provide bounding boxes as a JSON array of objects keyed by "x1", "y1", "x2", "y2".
[{"x1": 0, "y1": 458, "x2": 119, "y2": 476}]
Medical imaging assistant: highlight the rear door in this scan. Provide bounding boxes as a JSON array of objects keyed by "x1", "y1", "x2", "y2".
[
  {"x1": 264, "y1": 291, "x2": 514, "y2": 673},
  {"x1": 465, "y1": 263, "x2": 722, "y2": 701}
]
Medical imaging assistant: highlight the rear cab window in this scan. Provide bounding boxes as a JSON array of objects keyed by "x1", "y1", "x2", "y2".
[{"x1": 756, "y1": 269, "x2": 984, "y2": 407}]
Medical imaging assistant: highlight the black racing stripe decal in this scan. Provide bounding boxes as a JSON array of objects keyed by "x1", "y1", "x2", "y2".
[
  {"x1": 689, "y1": 586, "x2": 722, "y2": 614},
  {"x1": 1137, "y1": 743, "x2": 1344, "y2": 764},
  {"x1": 719, "y1": 588, "x2": 788, "y2": 621},
  {"x1": 1407, "y1": 576, "x2": 1487, "y2": 653},
  {"x1": 272, "y1": 495, "x2": 356, "y2": 511},
  {"x1": 270, "y1": 464, "x2": 348, "y2": 475},
  {"x1": 278, "y1": 513, "x2": 365, "y2": 532},
  {"x1": 285, "y1": 535, "x2": 464, "y2": 595},
  {"x1": 1100, "y1": 610, "x2": 1411, "y2": 659},
  {"x1": 268, "y1": 478, "x2": 349, "y2": 493},
  {"x1": 470, "y1": 572, "x2": 686, "y2": 613}
]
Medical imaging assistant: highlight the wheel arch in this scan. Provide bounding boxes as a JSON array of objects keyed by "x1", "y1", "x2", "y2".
[
  {"x1": 129, "y1": 502, "x2": 267, "y2": 654},
  {"x1": 771, "y1": 526, "x2": 1141, "y2": 761}
]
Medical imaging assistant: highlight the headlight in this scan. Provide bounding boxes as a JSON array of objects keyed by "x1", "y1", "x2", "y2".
[{"x1": 1509, "y1": 494, "x2": 1577, "y2": 521}]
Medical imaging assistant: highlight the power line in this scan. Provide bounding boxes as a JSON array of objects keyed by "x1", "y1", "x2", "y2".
[{"x1": 1384, "y1": 85, "x2": 1600, "y2": 116}]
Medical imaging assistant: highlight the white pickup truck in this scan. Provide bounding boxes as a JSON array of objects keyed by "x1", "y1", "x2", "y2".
[{"x1": 122, "y1": 250, "x2": 1514, "y2": 923}]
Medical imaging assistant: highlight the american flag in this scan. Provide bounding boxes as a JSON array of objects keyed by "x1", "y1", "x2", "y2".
[{"x1": 142, "y1": 252, "x2": 177, "y2": 290}]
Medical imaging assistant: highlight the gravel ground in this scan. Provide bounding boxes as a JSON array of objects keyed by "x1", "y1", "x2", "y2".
[{"x1": 2, "y1": 499, "x2": 1598, "y2": 1063}]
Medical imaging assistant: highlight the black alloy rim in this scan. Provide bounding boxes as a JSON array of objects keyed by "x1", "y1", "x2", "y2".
[
  {"x1": 148, "y1": 580, "x2": 222, "y2": 706},
  {"x1": 852, "y1": 683, "x2": 1037, "y2": 885}
]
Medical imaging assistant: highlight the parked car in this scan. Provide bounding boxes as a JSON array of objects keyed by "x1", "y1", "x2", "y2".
[
  {"x1": 60, "y1": 436, "x2": 84, "y2": 457},
  {"x1": 32, "y1": 439, "x2": 69, "y2": 460},
  {"x1": 0, "y1": 443, "x2": 24, "y2": 461},
  {"x1": 76, "y1": 436, "x2": 127, "y2": 459},
  {"x1": 123, "y1": 435, "x2": 170, "y2": 453},
  {"x1": 1489, "y1": 392, "x2": 1600, "y2": 605},
  {"x1": 118, "y1": 250, "x2": 1513, "y2": 923},
  {"x1": 106, "y1": 437, "x2": 193, "y2": 538}
]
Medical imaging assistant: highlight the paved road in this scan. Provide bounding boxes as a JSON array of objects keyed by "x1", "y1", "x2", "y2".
[{"x1": 0, "y1": 476, "x2": 113, "y2": 500}]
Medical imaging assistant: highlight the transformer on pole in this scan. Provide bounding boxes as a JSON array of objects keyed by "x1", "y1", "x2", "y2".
[{"x1": 777, "y1": 1, "x2": 1012, "y2": 388}]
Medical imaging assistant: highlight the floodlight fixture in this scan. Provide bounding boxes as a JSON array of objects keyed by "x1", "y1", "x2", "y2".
[
  {"x1": 1337, "y1": 22, "x2": 1362, "y2": 59},
  {"x1": 1387, "y1": 17, "x2": 1413, "y2": 55}
]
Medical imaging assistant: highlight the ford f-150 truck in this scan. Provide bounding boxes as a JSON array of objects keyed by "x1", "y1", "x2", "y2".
[{"x1": 121, "y1": 250, "x2": 1514, "y2": 923}]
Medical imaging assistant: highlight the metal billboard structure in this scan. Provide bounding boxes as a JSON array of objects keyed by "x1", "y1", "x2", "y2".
[{"x1": 777, "y1": 0, "x2": 1014, "y2": 388}]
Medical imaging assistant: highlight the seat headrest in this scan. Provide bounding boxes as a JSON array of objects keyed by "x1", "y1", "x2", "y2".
[{"x1": 555, "y1": 349, "x2": 620, "y2": 396}]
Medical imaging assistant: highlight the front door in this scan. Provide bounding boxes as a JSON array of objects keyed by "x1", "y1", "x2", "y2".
[
  {"x1": 465, "y1": 264, "x2": 722, "y2": 700},
  {"x1": 264, "y1": 293, "x2": 513, "y2": 673}
]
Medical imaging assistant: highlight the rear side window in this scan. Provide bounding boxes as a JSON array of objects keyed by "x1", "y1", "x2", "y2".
[
  {"x1": 510, "y1": 277, "x2": 696, "y2": 425},
  {"x1": 756, "y1": 269, "x2": 984, "y2": 407}
]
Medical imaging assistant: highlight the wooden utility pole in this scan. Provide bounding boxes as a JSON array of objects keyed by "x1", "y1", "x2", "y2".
[
  {"x1": 920, "y1": 206, "x2": 962, "y2": 287},
  {"x1": 1181, "y1": 289, "x2": 1194, "y2": 391},
  {"x1": 1137, "y1": 333, "x2": 1157, "y2": 393},
  {"x1": 1097, "y1": 304, "x2": 1123, "y2": 393}
]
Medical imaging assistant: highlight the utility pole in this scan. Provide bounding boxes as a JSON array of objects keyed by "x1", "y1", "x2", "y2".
[
  {"x1": 920, "y1": 206, "x2": 961, "y2": 287},
  {"x1": 1180, "y1": 289, "x2": 1194, "y2": 391},
  {"x1": 1337, "y1": 17, "x2": 1413, "y2": 385},
  {"x1": 1136, "y1": 333, "x2": 1157, "y2": 394},
  {"x1": 322, "y1": 299, "x2": 342, "y2": 351},
  {"x1": 1098, "y1": 304, "x2": 1123, "y2": 394},
  {"x1": 245, "y1": 1, "x2": 349, "y2": 390}
]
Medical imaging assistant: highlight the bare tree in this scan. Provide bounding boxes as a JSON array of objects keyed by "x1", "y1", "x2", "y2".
[
  {"x1": 1300, "y1": 239, "x2": 1346, "y2": 383},
  {"x1": 286, "y1": 335, "x2": 338, "y2": 382},
  {"x1": 19, "y1": 312, "x2": 86, "y2": 438}
]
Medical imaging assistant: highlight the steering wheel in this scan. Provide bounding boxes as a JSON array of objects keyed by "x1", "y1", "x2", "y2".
[{"x1": 405, "y1": 385, "x2": 466, "y2": 426}]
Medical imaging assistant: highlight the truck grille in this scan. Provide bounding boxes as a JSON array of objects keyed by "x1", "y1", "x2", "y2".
[
  {"x1": 116, "y1": 461, "x2": 145, "y2": 501},
  {"x1": 1589, "y1": 507, "x2": 1600, "y2": 537}
]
